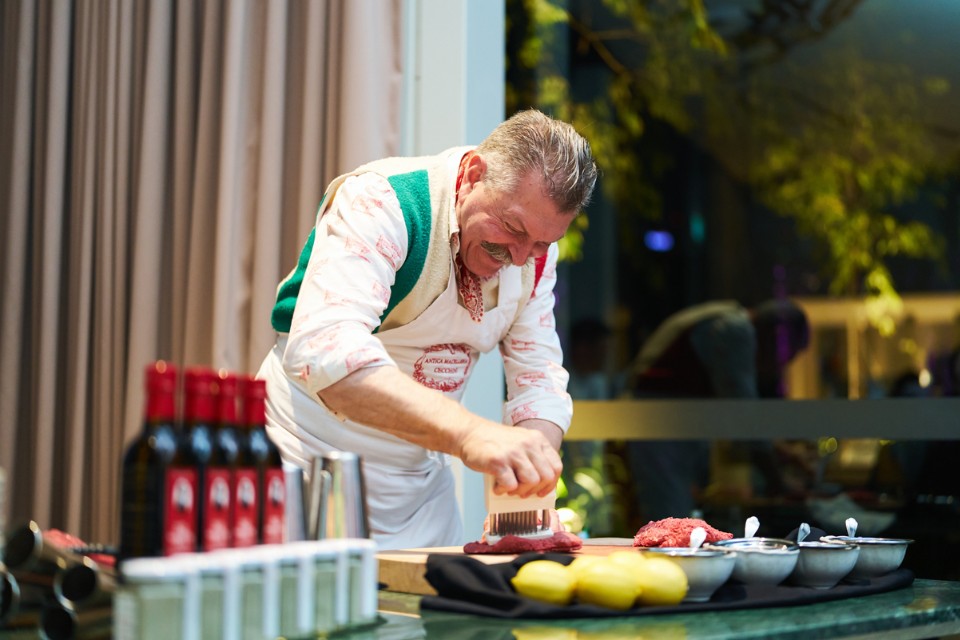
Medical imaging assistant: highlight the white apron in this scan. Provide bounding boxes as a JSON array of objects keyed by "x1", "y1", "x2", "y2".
[{"x1": 258, "y1": 259, "x2": 522, "y2": 550}]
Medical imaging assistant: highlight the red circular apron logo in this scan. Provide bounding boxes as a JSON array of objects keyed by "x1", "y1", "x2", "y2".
[{"x1": 413, "y1": 343, "x2": 472, "y2": 392}]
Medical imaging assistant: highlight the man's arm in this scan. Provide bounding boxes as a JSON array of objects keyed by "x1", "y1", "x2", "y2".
[
  {"x1": 500, "y1": 245, "x2": 574, "y2": 435},
  {"x1": 318, "y1": 365, "x2": 562, "y2": 498}
]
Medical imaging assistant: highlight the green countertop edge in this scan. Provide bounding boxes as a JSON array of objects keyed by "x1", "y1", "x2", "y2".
[{"x1": 378, "y1": 579, "x2": 960, "y2": 640}]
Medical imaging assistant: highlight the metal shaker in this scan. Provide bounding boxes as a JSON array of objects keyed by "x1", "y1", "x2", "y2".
[
  {"x1": 283, "y1": 465, "x2": 308, "y2": 542},
  {"x1": 305, "y1": 452, "x2": 370, "y2": 540}
]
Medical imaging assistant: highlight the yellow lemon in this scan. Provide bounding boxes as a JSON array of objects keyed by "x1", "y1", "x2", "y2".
[
  {"x1": 605, "y1": 549, "x2": 647, "y2": 574},
  {"x1": 511, "y1": 560, "x2": 577, "y2": 606},
  {"x1": 567, "y1": 555, "x2": 605, "y2": 580},
  {"x1": 634, "y1": 557, "x2": 688, "y2": 606},
  {"x1": 576, "y1": 559, "x2": 642, "y2": 610}
]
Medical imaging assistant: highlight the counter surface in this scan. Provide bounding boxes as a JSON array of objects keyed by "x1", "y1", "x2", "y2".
[{"x1": 374, "y1": 578, "x2": 960, "y2": 639}]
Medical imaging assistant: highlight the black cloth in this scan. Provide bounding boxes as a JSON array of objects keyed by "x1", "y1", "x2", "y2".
[{"x1": 421, "y1": 552, "x2": 914, "y2": 619}]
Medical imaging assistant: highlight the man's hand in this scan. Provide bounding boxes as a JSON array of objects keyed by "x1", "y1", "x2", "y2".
[{"x1": 456, "y1": 424, "x2": 562, "y2": 499}]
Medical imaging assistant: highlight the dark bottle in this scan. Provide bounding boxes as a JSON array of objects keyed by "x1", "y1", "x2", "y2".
[
  {"x1": 240, "y1": 375, "x2": 285, "y2": 544},
  {"x1": 182, "y1": 367, "x2": 231, "y2": 551},
  {"x1": 119, "y1": 361, "x2": 197, "y2": 560},
  {"x1": 215, "y1": 370, "x2": 257, "y2": 547}
]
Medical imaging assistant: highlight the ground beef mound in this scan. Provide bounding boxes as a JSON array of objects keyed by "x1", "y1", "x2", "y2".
[
  {"x1": 463, "y1": 530, "x2": 583, "y2": 555},
  {"x1": 633, "y1": 517, "x2": 733, "y2": 548}
]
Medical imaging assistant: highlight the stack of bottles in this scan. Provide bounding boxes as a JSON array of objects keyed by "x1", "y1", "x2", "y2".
[
  {"x1": 113, "y1": 539, "x2": 378, "y2": 640},
  {"x1": 120, "y1": 361, "x2": 286, "y2": 560}
]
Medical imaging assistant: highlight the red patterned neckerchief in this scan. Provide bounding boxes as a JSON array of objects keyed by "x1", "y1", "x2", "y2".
[{"x1": 454, "y1": 152, "x2": 484, "y2": 323}]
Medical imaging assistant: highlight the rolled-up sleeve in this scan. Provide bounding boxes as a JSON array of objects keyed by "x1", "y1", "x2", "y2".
[
  {"x1": 282, "y1": 174, "x2": 406, "y2": 397},
  {"x1": 500, "y1": 243, "x2": 573, "y2": 431}
]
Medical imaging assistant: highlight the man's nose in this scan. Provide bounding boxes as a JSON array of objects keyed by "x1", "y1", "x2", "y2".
[
  {"x1": 509, "y1": 243, "x2": 531, "y2": 266},
  {"x1": 509, "y1": 238, "x2": 543, "y2": 265}
]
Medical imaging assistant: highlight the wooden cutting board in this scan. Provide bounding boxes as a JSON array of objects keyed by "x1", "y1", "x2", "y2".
[{"x1": 377, "y1": 538, "x2": 635, "y2": 596}]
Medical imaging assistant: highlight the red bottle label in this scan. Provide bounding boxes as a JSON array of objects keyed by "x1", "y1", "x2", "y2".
[
  {"x1": 203, "y1": 468, "x2": 233, "y2": 550},
  {"x1": 262, "y1": 468, "x2": 286, "y2": 544},
  {"x1": 163, "y1": 467, "x2": 198, "y2": 556},
  {"x1": 233, "y1": 468, "x2": 259, "y2": 547}
]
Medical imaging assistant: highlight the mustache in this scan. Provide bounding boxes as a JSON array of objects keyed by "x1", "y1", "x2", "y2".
[{"x1": 481, "y1": 241, "x2": 513, "y2": 265}]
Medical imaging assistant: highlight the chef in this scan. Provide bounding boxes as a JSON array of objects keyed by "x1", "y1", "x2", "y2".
[{"x1": 257, "y1": 110, "x2": 598, "y2": 549}]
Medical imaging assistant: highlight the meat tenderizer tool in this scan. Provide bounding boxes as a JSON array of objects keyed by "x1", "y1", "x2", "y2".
[{"x1": 484, "y1": 474, "x2": 556, "y2": 543}]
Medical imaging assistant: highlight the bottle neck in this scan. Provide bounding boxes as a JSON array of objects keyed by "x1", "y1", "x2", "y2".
[
  {"x1": 184, "y1": 392, "x2": 215, "y2": 428},
  {"x1": 243, "y1": 398, "x2": 265, "y2": 430},
  {"x1": 216, "y1": 396, "x2": 238, "y2": 432},
  {"x1": 145, "y1": 390, "x2": 176, "y2": 427}
]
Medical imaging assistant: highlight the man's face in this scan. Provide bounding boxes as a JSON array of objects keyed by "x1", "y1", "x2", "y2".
[{"x1": 456, "y1": 154, "x2": 575, "y2": 279}]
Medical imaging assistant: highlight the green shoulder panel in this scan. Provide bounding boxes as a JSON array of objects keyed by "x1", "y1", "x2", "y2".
[
  {"x1": 270, "y1": 194, "x2": 326, "y2": 333},
  {"x1": 269, "y1": 172, "x2": 433, "y2": 334},
  {"x1": 378, "y1": 170, "x2": 432, "y2": 330}
]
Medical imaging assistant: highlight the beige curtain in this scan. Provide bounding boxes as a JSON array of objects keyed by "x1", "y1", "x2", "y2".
[{"x1": 0, "y1": 0, "x2": 403, "y2": 545}]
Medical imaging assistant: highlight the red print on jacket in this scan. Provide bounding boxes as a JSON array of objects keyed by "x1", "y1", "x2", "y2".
[
  {"x1": 354, "y1": 194, "x2": 384, "y2": 217},
  {"x1": 413, "y1": 344, "x2": 472, "y2": 393},
  {"x1": 510, "y1": 338, "x2": 537, "y2": 353},
  {"x1": 346, "y1": 348, "x2": 383, "y2": 374},
  {"x1": 510, "y1": 402, "x2": 538, "y2": 424},
  {"x1": 516, "y1": 371, "x2": 549, "y2": 388},
  {"x1": 323, "y1": 291, "x2": 354, "y2": 307},
  {"x1": 376, "y1": 236, "x2": 402, "y2": 270},
  {"x1": 343, "y1": 238, "x2": 372, "y2": 262},
  {"x1": 371, "y1": 280, "x2": 390, "y2": 306}
]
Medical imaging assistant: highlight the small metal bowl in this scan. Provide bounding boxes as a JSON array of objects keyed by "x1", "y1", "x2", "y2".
[
  {"x1": 789, "y1": 541, "x2": 860, "y2": 589},
  {"x1": 820, "y1": 536, "x2": 913, "y2": 579},
  {"x1": 708, "y1": 537, "x2": 799, "y2": 586},
  {"x1": 642, "y1": 547, "x2": 737, "y2": 603}
]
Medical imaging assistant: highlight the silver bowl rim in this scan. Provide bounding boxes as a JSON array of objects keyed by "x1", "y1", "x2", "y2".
[
  {"x1": 820, "y1": 535, "x2": 914, "y2": 546},
  {"x1": 642, "y1": 547, "x2": 734, "y2": 558},
  {"x1": 799, "y1": 541, "x2": 860, "y2": 551},
  {"x1": 708, "y1": 537, "x2": 799, "y2": 553}
]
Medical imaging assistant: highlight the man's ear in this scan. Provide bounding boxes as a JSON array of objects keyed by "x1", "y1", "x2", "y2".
[{"x1": 465, "y1": 152, "x2": 486, "y2": 186}]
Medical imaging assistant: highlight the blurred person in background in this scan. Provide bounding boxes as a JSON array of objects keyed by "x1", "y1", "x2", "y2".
[{"x1": 624, "y1": 299, "x2": 812, "y2": 522}]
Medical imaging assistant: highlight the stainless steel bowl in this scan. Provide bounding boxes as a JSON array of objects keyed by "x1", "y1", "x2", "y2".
[
  {"x1": 707, "y1": 537, "x2": 799, "y2": 586},
  {"x1": 820, "y1": 536, "x2": 912, "y2": 579},
  {"x1": 789, "y1": 541, "x2": 860, "y2": 589}
]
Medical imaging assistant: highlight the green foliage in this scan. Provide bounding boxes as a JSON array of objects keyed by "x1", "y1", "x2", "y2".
[
  {"x1": 507, "y1": 0, "x2": 733, "y2": 261},
  {"x1": 507, "y1": 0, "x2": 956, "y2": 336},
  {"x1": 557, "y1": 214, "x2": 589, "y2": 262},
  {"x1": 733, "y1": 48, "x2": 949, "y2": 332}
]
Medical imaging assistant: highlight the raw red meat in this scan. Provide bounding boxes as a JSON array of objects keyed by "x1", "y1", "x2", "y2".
[
  {"x1": 463, "y1": 530, "x2": 583, "y2": 555},
  {"x1": 633, "y1": 517, "x2": 733, "y2": 548}
]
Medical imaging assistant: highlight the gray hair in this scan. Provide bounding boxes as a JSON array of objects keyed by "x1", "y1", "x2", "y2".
[{"x1": 475, "y1": 110, "x2": 598, "y2": 214}]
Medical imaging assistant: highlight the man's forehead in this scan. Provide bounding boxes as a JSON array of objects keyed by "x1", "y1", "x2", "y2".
[{"x1": 503, "y1": 206, "x2": 573, "y2": 241}]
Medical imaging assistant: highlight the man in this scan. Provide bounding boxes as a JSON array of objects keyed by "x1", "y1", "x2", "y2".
[
  {"x1": 625, "y1": 299, "x2": 811, "y2": 521},
  {"x1": 257, "y1": 110, "x2": 598, "y2": 549}
]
